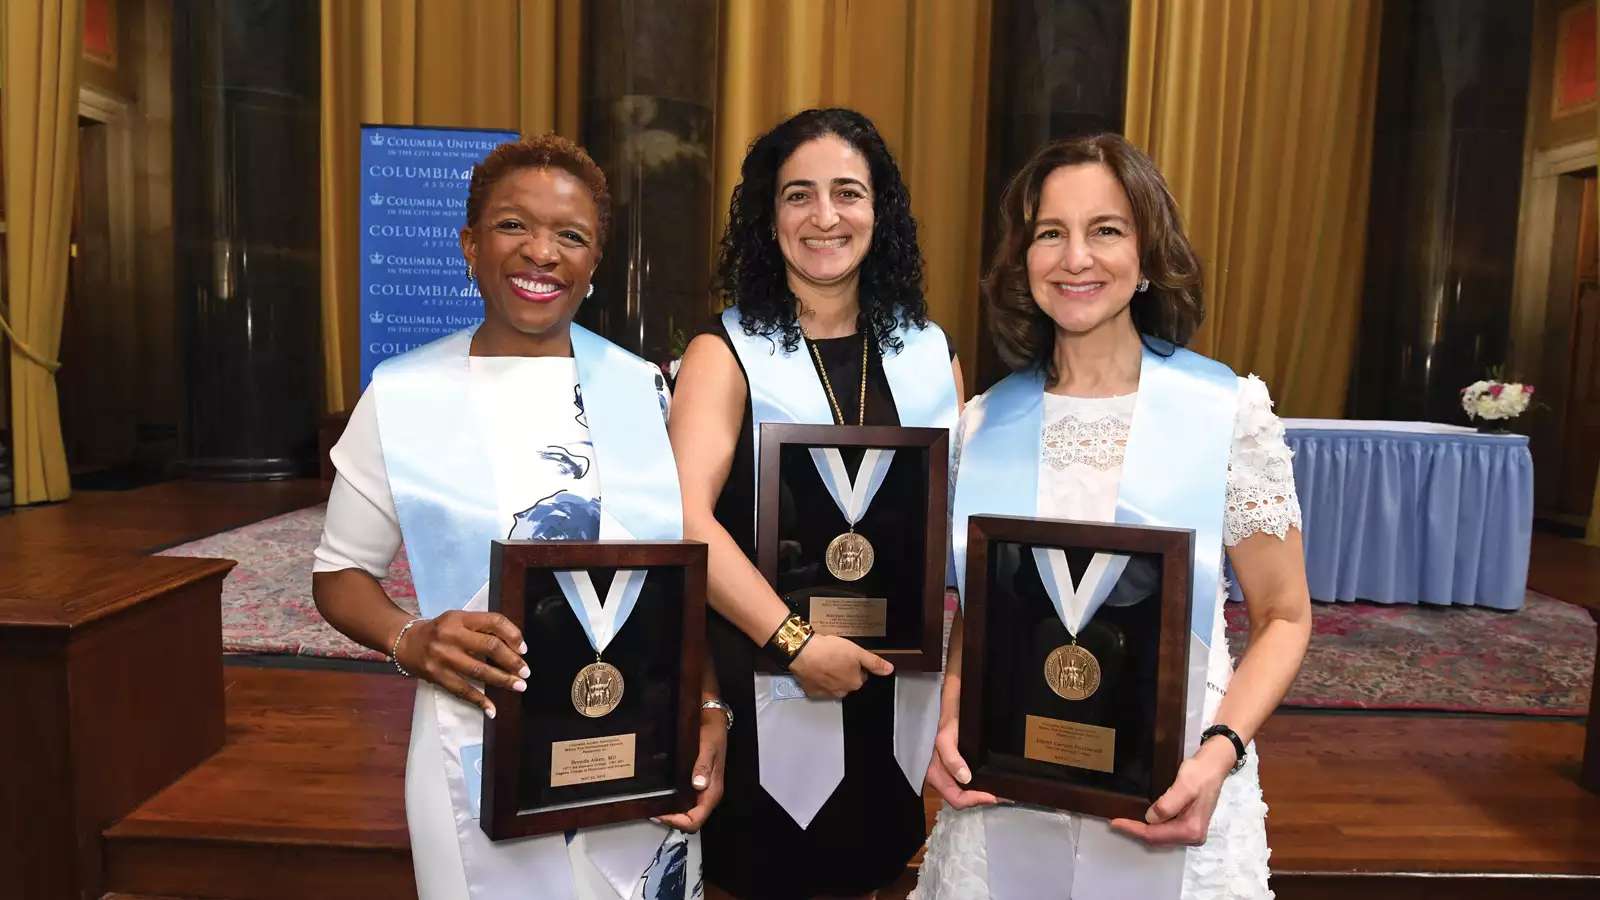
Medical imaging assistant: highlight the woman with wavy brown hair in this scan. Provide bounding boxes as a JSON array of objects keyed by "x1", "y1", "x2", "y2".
[{"x1": 917, "y1": 133, "x2": 1310, "y2": 899}]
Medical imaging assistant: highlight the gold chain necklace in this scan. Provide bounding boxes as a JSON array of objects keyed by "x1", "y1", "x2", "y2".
[{"x1": 804, "y1": 329, "x2": 869, "y2": 426}]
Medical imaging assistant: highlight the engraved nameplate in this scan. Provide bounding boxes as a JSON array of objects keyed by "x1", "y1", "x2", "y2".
[
  {"x1": 549, "y1": 733, "x2": 637, "y2": 787},
  {"x1": 1023, "y1": 715, "x2": 1115, "y2": 774},
  {"x1": 809, "y1": 596, "x2": 889, "y2": 637}
]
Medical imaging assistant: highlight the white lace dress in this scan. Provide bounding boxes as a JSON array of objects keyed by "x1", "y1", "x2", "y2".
[{"x1": 917, "y1": 374, "x2": 1301, "y2": 900}]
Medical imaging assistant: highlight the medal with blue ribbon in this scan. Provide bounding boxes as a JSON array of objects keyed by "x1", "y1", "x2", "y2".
[
  {"x1": 1032, "y1": 546, "x2": 1129, "y2": 701},
  {"x1": 554, "y1": 568, "x2": 647, "y2": 718},
  {"x1": 810, "y1": 447, "x2": 895, "y2": 581}
]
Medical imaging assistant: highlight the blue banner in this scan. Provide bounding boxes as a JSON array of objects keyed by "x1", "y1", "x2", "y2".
[{"x1": 358, "y1": 124, "x2": 518, "y2": 389}]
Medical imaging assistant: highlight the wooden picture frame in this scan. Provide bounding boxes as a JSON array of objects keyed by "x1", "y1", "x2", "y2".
[
  {"x1": 957, "y1": 514, "x2": 1193, "y2": 821},
  {"x1": 481, "y1": 540, "x2": 706, "y2": 841},
  {"x1": 756, "y1": 423, "x2": 949, "y2": 672}
]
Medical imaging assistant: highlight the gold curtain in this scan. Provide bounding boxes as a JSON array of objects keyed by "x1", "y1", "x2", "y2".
[
  {"x1": 1125, "y1": 0, "x2": 1381, "y2": 417},
  {"x1": 318, "y1": 0, "x2": 582, "y2": 412},
  {"x1": 713, "y1": 0, "x2": 993, "y2": 375},
  {"x1": 2, "y1": 0, "x2": 82, "y2": 503}
]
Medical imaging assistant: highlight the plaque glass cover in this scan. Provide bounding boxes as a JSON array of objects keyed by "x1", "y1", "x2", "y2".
[
  {"x1": 482, "y1": 541, "x2": 705, "y2": 840},
  {"x1": 958, "y1": 516, "x2": 1192, "y2": 820},
  {"x1": 757, "y1": 424, "x2": 948, "y2": 670}
]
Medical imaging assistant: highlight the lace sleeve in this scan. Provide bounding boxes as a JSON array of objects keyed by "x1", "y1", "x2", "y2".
[{"x1": 1224, "y1": 374, "x2": 1301, "y2": 546}]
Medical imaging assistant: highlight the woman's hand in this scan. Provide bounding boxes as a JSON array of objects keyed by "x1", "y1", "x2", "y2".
[
  {"x1": 788, "y1": 634, "x2": 894, "y2": 698},
  {"x1": 394, "y1": 611, "x2": 529, "y2": 718},
  {"x1": 925, "y1": 715, "x2": 998, "y2": 810},
  {"x1": 1109, "y1": 736, "x2": 1235, "y2": 845},
  {"x1": 656, "y1": 706, "x2": 729, "y2": 832}
]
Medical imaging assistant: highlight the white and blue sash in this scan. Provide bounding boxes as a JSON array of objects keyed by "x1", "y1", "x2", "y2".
[
  {"x1": 374, "y1": 323, "x2": 685, "y2": 900},
  {"x1": 950, "y1": 339, "x2": 1237, "y2": 900},
  {"x1": 720, "y1": 305, "x2": 956, "y2": 828}
]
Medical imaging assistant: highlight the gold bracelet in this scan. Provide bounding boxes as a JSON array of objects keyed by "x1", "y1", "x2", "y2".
[{"x1": 764, "y1": 613, "x2": 814, "y2": 667}]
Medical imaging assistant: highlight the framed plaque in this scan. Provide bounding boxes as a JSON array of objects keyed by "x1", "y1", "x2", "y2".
[
  {"x1": 480, "y1": 540, "x2": 706, "y2": 840},
  {"x1": 756, "y1": 423, "x2": 949, "y2": 672},
  {"x1": 957, "y1": 514, "x2": 1193, "y2": 821}
]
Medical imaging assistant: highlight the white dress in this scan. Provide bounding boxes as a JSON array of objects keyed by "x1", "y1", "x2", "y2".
[
  {"x1": 314, "y1": 356, "x2": 698, "y2": 900},
  {"x1": 916, "y1": 374, "x2": 1301, "y2": 900}
]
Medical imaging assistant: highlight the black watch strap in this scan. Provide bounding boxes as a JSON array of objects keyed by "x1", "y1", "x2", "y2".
[{"x1": 1202, "y1": 723, "x2": 1247, "y2": 774}]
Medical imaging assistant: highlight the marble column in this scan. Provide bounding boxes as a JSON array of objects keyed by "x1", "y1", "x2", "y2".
[
  {"x1": 975, "y1": 0, "x2": 1131, "y2": 391},
  {"x1": 172, "y1": 0, "x2": 320, "y2": 479},
  {"x1": 577, "y1": 0, "x2": 719, "y2": 366},
  {"x1": 1348, "y1": 0, "x2": 1534, "y2": 421}
]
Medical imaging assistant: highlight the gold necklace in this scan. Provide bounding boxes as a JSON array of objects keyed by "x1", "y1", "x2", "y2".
[
  {"x1": 804, "y1": 327, "x2": 875, "y2": 581},
  {"x1": 805, "y1": 329, "x2": 869, "y2": 426}
]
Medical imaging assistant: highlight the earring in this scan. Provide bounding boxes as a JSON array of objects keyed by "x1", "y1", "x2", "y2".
[
  {"x1": 466, "y1": 264, "x2": 475, "y2": 284},
  {"x1": 586, "y1": 283, "x2": 595, "y2": 298},
  {"x1": 1136, "y1": 277, "x2": 1150, "y2": 293}
]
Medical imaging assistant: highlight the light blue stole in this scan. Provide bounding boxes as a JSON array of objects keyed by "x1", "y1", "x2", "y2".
[
  {"x1": 375, "y1": 324, "x2": 682, "y2": 619},
  {"x1": 721, "y1": 306, "x2": 958, "y2": 496},
  {"x1": 950, "y1": 338, "x2": 1238, "y2": 900},
  {"x1": 720, "y1": 304, "x2": 957, "y2": 827},
  {"x1": 371, "y1": 322, "x2": 684, "y2": 900}
]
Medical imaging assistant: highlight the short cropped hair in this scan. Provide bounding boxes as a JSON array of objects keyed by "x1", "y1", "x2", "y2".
[
  {"x1": 985, "y1": 133, "x2": 1203, "y2": 377},
  {"x1": 464, "y1": 134, "x2": 612, "y2": 246}
]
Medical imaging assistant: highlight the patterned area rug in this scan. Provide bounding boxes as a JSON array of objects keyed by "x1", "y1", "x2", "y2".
[
  {"x1": 161, "y1": 505, "x2": 416, "y2": 661},
  {"x1": 160, "y1": 505, "x2": 1597, "y2": 715}
]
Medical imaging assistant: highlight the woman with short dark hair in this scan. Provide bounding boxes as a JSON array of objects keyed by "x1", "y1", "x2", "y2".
[
  {"x1": 670, "y1": 108, "x2": 963, "y2": 899},
  {"x1": 917, "y1": 134, "x2": 1310, "y2": 900},
  {"x1": 314, "y1": 135, "x2": 723, "y2": 900}
]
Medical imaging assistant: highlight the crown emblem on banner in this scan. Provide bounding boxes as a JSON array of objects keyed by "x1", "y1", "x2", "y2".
[
  {"x1": 369, "y1": 310, "x2": 386, "y2": 325},
  {"x1": 369, "y1": 252, "x2": 385, "y2": 265},
  {"x1": 369, "y1": 133, "x2": 385, "y2": 145},
  {"x1": 369, "y1": 193, "x2": 384, "y2": 206}
]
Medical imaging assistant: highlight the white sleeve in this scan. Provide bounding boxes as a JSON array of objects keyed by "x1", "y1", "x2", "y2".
[
  {"x1": 1223, "y1": 374, "x2": 1302, "y2": 547},
  {"x1": 313, "y1": 388, "x2": 403, "y2": 577}
]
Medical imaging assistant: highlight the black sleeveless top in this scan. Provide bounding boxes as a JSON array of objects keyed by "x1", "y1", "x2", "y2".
[{"x1": 699, "y1": 315, "x2": 952, "y2": 898}]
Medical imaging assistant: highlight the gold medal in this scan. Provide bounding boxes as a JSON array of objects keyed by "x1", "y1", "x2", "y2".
[
  {"x1": 571, "y1": 661, "x2": 625, "y2": 718},
  {"x1": 825, "y1": 531, "x2": 875, "y2": 581},
  {"x1": 1044, "y1": 643, "x2": 1101, "y2": 701}
]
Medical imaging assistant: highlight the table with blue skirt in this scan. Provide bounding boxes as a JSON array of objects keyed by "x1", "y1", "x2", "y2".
[{"x1": 1277, "y1": 419, "x2": 1534, "y2": 611}]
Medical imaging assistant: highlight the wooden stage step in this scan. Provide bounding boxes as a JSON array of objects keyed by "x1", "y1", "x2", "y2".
[
  {"x1": 102, "y1": 666, "x2": 1600, "y2": 900},
  {"x1": 101, "y1": 667, "x2": 414, "y2": 899}
]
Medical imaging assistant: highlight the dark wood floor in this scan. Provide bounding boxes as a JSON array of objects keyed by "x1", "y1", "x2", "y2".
[
  {"x1": 104, "y1": 666, "x2": 1600, "y2": 899},
  {"x1": 0, "y1": 478, "x2": 327, "y2": 559},
  {"x1": 5, "y1": 481, "x2": 1597, "y2": 897}
]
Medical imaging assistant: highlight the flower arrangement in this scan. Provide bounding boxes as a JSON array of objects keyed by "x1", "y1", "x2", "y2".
[{"x1": 1460, "y1": 379, "x2": 1534, "y2": 423}]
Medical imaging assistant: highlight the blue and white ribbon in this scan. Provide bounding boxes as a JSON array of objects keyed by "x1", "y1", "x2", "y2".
[
  {"x1": 809, "y1": 447, "x2": 896, "y2": 530},
  {"x1": 555, "y1": 569, "x2": 648, "y2": 656}
]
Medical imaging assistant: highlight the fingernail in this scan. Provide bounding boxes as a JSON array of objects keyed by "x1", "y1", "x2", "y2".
[
  {"x1": 957, "y1": 767, "x2": 971, "y2": 784},
  {"x1": 519, "y1": 665, "x2": 531, "y2": 679},
  {"x1": 513, "y1": 679, "x2": 527, "y2": 693},
  {"x1": 649, "y1": 817, "x2": 663, "y2": 825},
  {"x1": 693, "y1": 774, "x2": 708, "y2": 789},
  {"x1": 485, "y1": 705, "x2": 497, "y2": 719},
  {"x1": 518, "y1": 641, "x2": 528, "y2": 654}
]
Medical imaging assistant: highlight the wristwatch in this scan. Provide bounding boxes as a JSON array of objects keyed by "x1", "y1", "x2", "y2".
[
  {"x1": 764, "y1": 613, "x2": 814, "y2": 669},
  {"x1": 1201, "y1": 723, "x2": 1247, "y2": 774},
  {"x1": 701, "y1": 698, "x2": 734, "y2": 731}
]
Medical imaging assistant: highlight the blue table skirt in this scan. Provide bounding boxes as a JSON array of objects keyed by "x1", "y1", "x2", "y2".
[{"x1": 1284, "y1": 428, "x2": 1533, "y2": 610}]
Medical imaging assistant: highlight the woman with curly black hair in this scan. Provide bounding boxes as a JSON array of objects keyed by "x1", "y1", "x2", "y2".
[{"x1": 670, "y1": 108, "x2": 964, "y2": 898}]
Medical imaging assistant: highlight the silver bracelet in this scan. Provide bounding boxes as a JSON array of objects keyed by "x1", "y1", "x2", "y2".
[
  {"x1": 701, "y1": 698, "x2": 733, "y2": 731},
  {"x1": 391, "y1": 617, "x2": 425, "y2": 677}
]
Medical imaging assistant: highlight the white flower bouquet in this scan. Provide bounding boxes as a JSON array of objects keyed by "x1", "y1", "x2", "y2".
[{"x1": 1460, "y1": 379, "x2": 1534, "y2": 422}]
